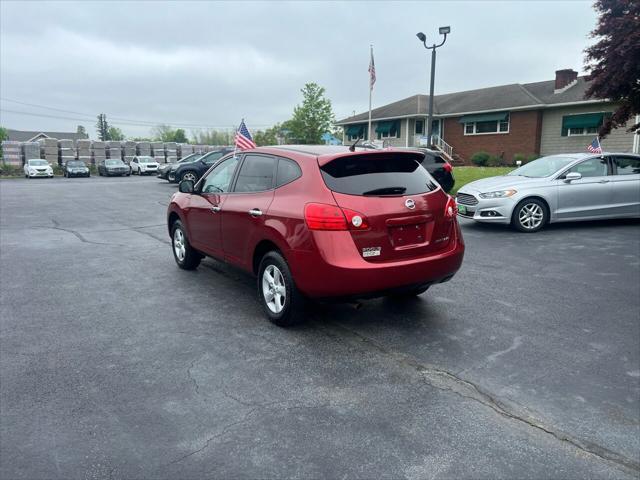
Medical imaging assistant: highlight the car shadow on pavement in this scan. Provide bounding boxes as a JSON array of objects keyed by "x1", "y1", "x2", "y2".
[{"x1": 460, "y1": 216, "x2": 639, "y2": 234}]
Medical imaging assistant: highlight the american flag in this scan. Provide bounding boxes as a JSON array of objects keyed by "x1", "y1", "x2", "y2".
[
  {"x1": 369, "y1": 47, "x2": 376, "y2": 89},
  {"x1": 587, "y1": 137, "x2": 602, "y2": 154},
  {"x1": 234, "y1": 119, "x2": 256, "y2": 150}
]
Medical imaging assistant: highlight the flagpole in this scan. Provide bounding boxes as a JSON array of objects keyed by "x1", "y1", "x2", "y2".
[
  {"x1": 597, "y1": 135, "x2": 603, "y2": 154},
  {"x1": 233, "y1": 119, "x2": 241, "y2": 158},
  {"x1": 368, "y1": 44, "x2": 373, "y2": 142}
]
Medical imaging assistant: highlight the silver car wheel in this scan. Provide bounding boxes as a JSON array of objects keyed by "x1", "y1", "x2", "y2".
[
  {"x1": 518, "y1": 203, "x2": 544, "y2": 230},
  {"x1": 173, "y1": 228, "x2": 186, "y2": 262},
  {"x1": 262, "y1": 265, "x2": 286, "y2": 314},
  {"x1": 182, "y1": 172, "x2": 197, "y2": 182}
]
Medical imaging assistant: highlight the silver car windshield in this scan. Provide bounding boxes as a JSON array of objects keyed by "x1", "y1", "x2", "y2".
[{"x1": 508, "y1": 156, "x2": 577, "y2": 178}]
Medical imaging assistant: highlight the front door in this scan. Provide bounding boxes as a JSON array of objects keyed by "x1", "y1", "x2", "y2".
[
  {"x1": 556, "y1": 156, "x2": 613, "y2": 220},
  {"x1": 186, "y1": 155, "x2": 241, "y2": 258},
  {"x1": 221, "y1": 154, "x2": 277, "y2": 270}
]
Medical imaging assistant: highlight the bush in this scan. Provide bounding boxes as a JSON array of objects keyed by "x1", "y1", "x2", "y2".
[
  {"x1": 470, "y1": 151, "x2": 491, "y2": 166},
  {"x1": 487, "y1": 155, "x2": 503, "y2": 167},
  {"x1": 513, "y1": 153, "x2": 526, "y2": 165},
  {"x1": 0, "y1": 163, "x2": 21, "y2": 177}
]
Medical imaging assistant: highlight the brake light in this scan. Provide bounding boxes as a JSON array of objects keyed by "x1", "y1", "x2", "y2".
[
  {"x1": 443, "y1": 162, "x2": 453, "y2": 173},
  {"x1": 444, "y1": 195, "x2": 457, "y2": 219},
  {"x1": 304, "y1": 203, "x2": 369, "y2": 231},
  {"x1": 305, "y1": 203, "x2": 347, "y2": 230}
]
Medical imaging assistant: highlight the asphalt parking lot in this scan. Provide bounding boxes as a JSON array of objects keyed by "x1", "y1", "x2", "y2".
[{"x1": 1, "y1": 176, "x2": 639, "y2": 479}]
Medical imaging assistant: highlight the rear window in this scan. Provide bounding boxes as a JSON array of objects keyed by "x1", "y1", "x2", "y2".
[{"x1": 320, "y1": 154, "x2": 438, "y2": 196}]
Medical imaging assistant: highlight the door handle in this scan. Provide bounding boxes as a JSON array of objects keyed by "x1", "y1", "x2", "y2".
[
  {"x1": 210, "y1": 206, "x2": 221, "y2": 213},
  {"x1": 248, "y1": 208, "x2": 263, "y2": 217},
  {"x1": 598, "y1": 179, "x2": 610, "y2": 184}
]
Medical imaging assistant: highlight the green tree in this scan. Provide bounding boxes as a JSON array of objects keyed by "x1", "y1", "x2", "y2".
[
  {"x1": 584, "y1": 0, "x2": 640, "y2": 137},
  {"x1": 76, "y1": 125, "x2": 86, "y2": 136},
  {"x1": 108, "y1": 126, "x2": 125, "y2": 141},
  {"x1": 191, "y1": 129, "x2": 231, "y2": 145},
  {"x1": 0, "y1": 126, "x2": 7, "y2": 161},
  {"x1": 151, "y1": 124, "x2": 175, "y2": 142},
  {"x1": 96, "y1": 114, "x2": 110, "y2": 141},
  {"x1": 253, "y1": 123, "x2": 281, "y2": 146},
  {"x1": 173, "y1": 128, "x2": 188, "y2": 143},
  {"x1": 288, "y1": 83, "x2": 335, "y2": 144}
]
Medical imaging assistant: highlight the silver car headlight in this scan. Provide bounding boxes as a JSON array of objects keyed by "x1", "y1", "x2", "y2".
[{"x1": 479, "y1": 189, "x2": 517, "y2": 199}]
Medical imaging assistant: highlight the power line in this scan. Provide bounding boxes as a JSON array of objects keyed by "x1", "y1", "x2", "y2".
[{"x1": 0, "y1": 97, "x2": 276, "y2": 129}]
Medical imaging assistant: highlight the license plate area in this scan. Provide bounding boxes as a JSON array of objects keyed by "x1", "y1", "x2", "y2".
[
  {"x1": 457, "y1": 204, "x2": 467, "y2": 214},
  {"x1": 389, "y1": 221, "x2": 432, "y2": 249}
]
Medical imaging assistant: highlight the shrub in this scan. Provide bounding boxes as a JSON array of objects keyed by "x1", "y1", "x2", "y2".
[
  {"x1": 487, "y1": 155, "x2": 504, "y2": 167},
  {"x1": 513, "y1": 153, "x2": 526, "y2": 165},
  {"x1": 0, "y1": 163, "x2": 21, "y2": 177},
  {"x1": 470, "y1": 151, "x2": 491, "y2": 166}
]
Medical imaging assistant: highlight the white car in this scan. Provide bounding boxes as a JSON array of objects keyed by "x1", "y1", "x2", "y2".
[
  {"x1": 24, "y1": 159, "x2": 54, "y2": 179},
  {"x1": 130, "y1": 156, "x2": 160, "y2": 175}
]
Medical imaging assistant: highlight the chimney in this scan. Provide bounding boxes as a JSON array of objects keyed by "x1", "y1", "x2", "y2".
[{"x1": 554, "y1": 69, "x2": 578, "y2": 91}]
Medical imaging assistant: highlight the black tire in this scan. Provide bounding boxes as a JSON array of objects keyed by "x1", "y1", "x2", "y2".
[
  {"x1": 257, "y1": 251, "x2": 306, "y2": 327},
  {"x1": 511, "y1": 198, "x2": 548, "y2": 233},
  {"x1": 171, "y1": 220, "x2": 201, "y2": 270},
  {"x1": 180, "y1": 170, "x2": 199, "y2": 183}
]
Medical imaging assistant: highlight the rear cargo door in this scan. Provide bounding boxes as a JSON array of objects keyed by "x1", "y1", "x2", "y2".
[{"x1": 320, "y1": 152, "x2": 453, "y2": 262}]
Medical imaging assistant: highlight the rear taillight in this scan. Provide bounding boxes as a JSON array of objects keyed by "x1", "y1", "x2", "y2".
[
  {"x1": 443, "y1": 162, "x2": 453, "y2": 173},
  {"x1": 444, "y1": 195, "x2": 457, "y2": 219},
  {"x1": 304, "y1": 203, "x2": 369, "y2": 231}
]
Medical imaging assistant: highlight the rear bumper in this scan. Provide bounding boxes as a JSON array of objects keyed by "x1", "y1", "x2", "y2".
[{"x1": 288, "y1": 223, "x2": 465, "y2": 298}]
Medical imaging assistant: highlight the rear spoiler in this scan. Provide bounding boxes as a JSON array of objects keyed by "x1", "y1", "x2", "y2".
[{"x1": 317, "y1": 149, "x2": 425, "y2": 167}]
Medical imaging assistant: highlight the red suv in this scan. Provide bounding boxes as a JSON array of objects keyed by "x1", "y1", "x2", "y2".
[{"x1": 167, "y1": 146, "x2": 464, "y2": 326}]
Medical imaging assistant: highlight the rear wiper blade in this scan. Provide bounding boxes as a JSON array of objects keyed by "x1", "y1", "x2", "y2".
[{"x1": 362, "y1": 186, "x2": 407, "y2": 196}]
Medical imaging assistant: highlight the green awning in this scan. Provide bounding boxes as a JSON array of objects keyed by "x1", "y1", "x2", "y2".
[
  {"x1": 562, "y1": 113, "x2": 604, "y2": 129},
  {"x1": 375, "y1": 120, "x2": 399, "y2": 134},
  {"x1": 345, "y1": 124, "x2": 365, "y2": 136},
  {"x1": 459, "y1": 112, "x2": 509, "y2": 124}
]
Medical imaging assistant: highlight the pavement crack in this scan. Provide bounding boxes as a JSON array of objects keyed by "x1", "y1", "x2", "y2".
[
  {"x1": 163, "y1": 407, "x2": 259, "y2": 467},
  {"x1": 321, "y1": 320, "x2": 640, "y2": 474},
  {"x1": 187, "y1": 357, "x2": 202, "y2": 395},
  {"x1": 39, "y1": 220, "x2": 128, "y2": 247}
]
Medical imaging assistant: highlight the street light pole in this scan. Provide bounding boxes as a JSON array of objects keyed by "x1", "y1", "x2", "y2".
[{"x1": 417, "y1": 26, "x2": 450, "y2": 147}]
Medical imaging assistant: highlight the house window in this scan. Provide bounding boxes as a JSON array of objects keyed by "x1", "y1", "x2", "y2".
[
  {"x1": 461, "y1": 113, "x2": 510, "y2": 135},
  {"x1": 376, "y1": 120, "x2": 400, "y2": 140},
  {"x1": 561, "y1": 112, "x2": 607, "y2": 136},
  {"x1": 415, "y1": 120, "x2": 424, "y2": 135},
  {"x1": 345, "y1": 124, "x2": 367, "y2": 141}
]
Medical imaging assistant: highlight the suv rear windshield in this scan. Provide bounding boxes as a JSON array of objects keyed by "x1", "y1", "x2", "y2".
[{"x1": 320, "y1": 154, "x2": 438, "y2": 196}]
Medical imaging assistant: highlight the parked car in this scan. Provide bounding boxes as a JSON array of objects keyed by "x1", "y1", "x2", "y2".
[
  {"x1": 130, "y1": 156, "x2": 160, "y2": 175},
  {"x1": 416, "y1": 148, "x2": 455, "y2": 193},
  {"x1": 63, "y1": 160, "x2": 90, "y2": 178},
  {"x1": 98, "y1": 159, "x2": 131, "y2": 177},
  {"x1": 24, "y1": 159, "x2": 54, "y2": 178},
  {"x1": 167, "y1": 146, "x2": 464, "y2": 326},
  {"x1": 172, "y1": 148, "x2": 234, "y2": 184},
  {"x1": 456, "y1": 152, "x2": 640, "y2": 232},
  {"x1": 158, "y1": 153, "x2": 202, "y2": 181}
]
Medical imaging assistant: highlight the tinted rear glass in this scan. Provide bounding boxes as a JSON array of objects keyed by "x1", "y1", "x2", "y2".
[{"x1": 320, "y1": 154, "x2": 438, "y2": 196}]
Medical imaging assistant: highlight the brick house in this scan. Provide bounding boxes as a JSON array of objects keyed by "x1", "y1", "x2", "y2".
[{"x1": 336, "y1": 69, "x2": 639, "y2": 164}]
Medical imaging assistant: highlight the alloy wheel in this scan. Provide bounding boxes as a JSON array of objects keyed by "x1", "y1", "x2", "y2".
[
  {"x1": 182, "y1": 172, "x2": 197, "y2": 182},
  {"x1": 518, "y1": 203, "x2": 544, "y2": 230},
  {"x1": 173, "y1": 228, "x2": 186, "y2": 262},
  {"x1": 262, "y1": 264, "x2": 286, "y2": 314}
]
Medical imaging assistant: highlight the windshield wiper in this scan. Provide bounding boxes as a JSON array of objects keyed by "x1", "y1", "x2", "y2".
[{"x1": 362, "y1": 186, "x2": 407, "y2": 196}]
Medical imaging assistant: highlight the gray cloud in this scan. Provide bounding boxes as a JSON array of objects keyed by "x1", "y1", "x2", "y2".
[{"x1": 1, "y1": 0, "x2": 596, "y2": 139}]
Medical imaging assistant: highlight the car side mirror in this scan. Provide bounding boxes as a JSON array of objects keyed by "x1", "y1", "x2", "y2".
[
  {"x1": 564, "y1": 172, "x2": 582, "y2": 182},
  {"x1": 179, "y1": 180, "x2": 194, "y2": 193}
]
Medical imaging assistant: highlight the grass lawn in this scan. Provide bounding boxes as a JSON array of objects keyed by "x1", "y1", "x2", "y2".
[{"x1": 452, "y1": 166, "x2": 515, "y2": 195}]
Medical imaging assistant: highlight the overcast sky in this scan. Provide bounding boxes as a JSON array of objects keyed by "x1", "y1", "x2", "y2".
[{"x1": 1, "y1": 0, "x2": 598, "y2": 139}]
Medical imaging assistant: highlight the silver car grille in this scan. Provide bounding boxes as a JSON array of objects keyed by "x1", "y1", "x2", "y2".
[{"x1": 456, "y1": 193, "x2": 478, "y2": 206}]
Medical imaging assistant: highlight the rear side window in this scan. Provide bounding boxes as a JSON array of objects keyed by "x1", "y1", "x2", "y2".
[
  {"x1": 234, "y1": 154, "x2": 276, "y2": 192},
  {"x1": 276, "y1": 157, "x2": 302, "y2": 187},
  {"x1": 320, "y1": 154, "x2": 438, "y2": 196},
  {"x1": 614, "y1": 156, "x2": 640, "y2": 175}
]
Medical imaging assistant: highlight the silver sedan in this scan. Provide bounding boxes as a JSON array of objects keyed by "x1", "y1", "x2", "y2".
[{"x1": 456, "y1": 152, "x2": 640, "y2": 232}]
